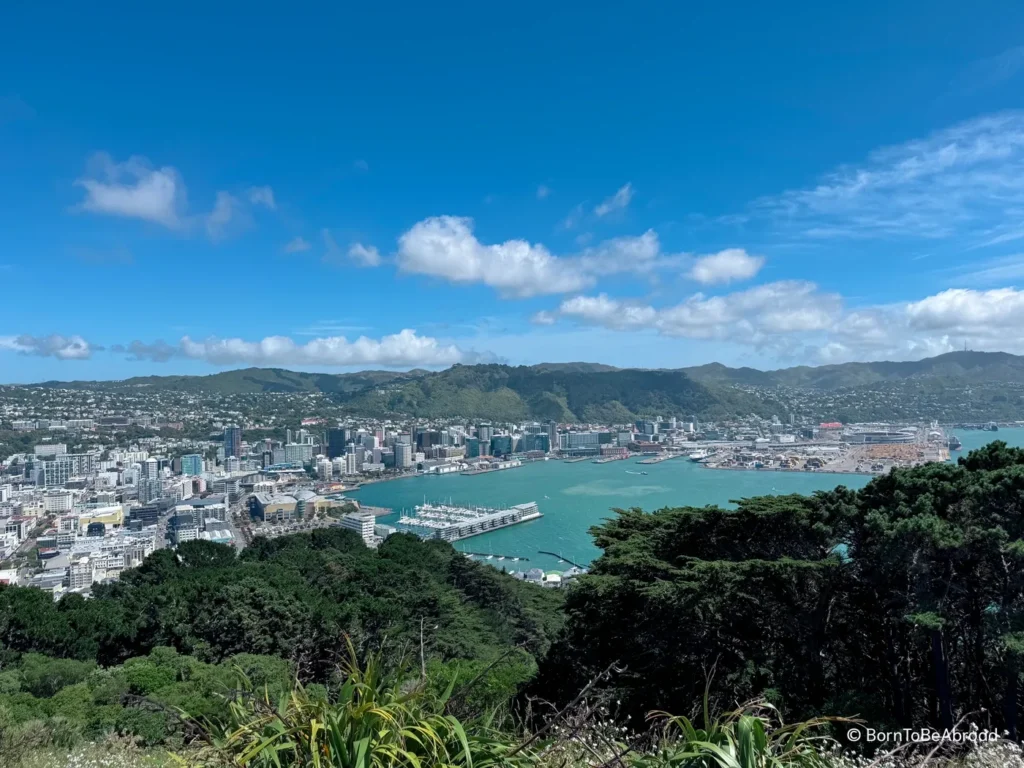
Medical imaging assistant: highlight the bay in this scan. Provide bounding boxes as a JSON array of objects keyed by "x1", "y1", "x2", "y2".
[{"x1": 350, "y1": 428, "x2": 1024, "y2": 571}]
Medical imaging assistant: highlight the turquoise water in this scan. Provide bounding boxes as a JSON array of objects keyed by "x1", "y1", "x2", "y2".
[{"x1": 351, "y1": 428, "x2": 1024, "y2": 571}]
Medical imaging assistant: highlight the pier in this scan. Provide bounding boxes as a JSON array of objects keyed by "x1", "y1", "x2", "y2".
[
  {"x1": 461, "y1": 551, "x2": 530, "y2": 562},
  {"x1": 636, "y1": 454, "x2": 677, "y2": 465},
  {"x1": 537, "y1": 550, "x2": 587, "y2": 569},
  {"x1": 563, "y1": 457, "x2": 589, "y2": 463}
]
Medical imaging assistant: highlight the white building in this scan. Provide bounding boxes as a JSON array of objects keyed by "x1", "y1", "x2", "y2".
[{"x1": 340, "y1": 511, "x2": 377, "y2": 546}]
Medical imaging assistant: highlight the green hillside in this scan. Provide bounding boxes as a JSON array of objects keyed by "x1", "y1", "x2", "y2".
[
  {"x1": 339, "y1": 364, "x2": 776, "y2": 421},
  {"x1": 682, "y1": 350, "x2": 1024, "y2": 389}
]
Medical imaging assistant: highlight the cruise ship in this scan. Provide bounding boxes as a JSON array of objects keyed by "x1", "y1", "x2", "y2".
[
  {"x1": 689, "y1": 449, "x2": 711, "y2": 462},
  {"x1": 395, "y1": 501, "x2": 541, "y2": 543}
]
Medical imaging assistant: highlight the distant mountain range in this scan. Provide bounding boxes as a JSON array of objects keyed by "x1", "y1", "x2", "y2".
[
  {"x1": 18, "y1": 351, "x2": 1024, "y2": 421},
  {"x1": 680, "y1": 351, "x2": 1024, "y2": 389}
]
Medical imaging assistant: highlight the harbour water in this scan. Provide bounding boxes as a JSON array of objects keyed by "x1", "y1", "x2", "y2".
[{"x1": 350, "y1": 428, "x2": 1024, "y2": 571}]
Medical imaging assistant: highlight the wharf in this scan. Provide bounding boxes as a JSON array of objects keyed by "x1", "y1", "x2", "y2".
[
  {"x1": 636, "y1": 454, "x2": 677, "y2": 465},
  {"x1": 593, "y1": 455, "x2": 629, "y2": 464},
  {"x1": 461, "y1": 463, "x2": 523, "y2": 476},
  {"x1": 537, "y1": 551, "x2": 586, "y2": 569},
  {"x1": 563, "y1": 457, "x2": 589, "y2": 463},
  {"x1": 461, "y1": 552, "x2": 530, "y2": 562}
]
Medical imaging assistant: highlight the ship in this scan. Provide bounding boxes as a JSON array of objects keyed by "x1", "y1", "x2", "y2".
[
  {"x1": 947, "y1": 435, "x2": 963, "y2": 451},
  {"x1": 689, "y1": 450, "x2": 711, "y2": 462}
]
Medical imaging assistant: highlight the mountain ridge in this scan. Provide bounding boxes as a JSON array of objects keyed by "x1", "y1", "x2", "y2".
[{"x1": 15, "y1": 351, "x2": 1024, "y2": 392}]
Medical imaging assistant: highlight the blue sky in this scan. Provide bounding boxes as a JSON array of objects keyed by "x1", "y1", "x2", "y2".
[{"x1": 4, "y1": 1, "x2": 1024, "y2": 381}]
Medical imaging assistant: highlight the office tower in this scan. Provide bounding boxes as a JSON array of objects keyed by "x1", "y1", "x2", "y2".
[
  {"x1": 327, "y1": 428, "x2": 348, "y2": 459},
  {"x1": 224, "y1": 426, "x2": 243, "y2": 458},
  {"x1": 180, "y1": 454, "x2": 203, "y2": 476}
]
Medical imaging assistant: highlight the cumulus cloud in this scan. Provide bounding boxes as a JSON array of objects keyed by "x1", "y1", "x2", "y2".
[
  {"x1": 283, "y1": 236, "x2": 311, "y2": 253},
  {"x1": 348, "y1": 242, "x2": 382, "y2": 267},
  {"x1": 0, "y1": 334, "x2": 95, "y2": 360},
  {"x1": 540, "y1": 279, "x2": 1024, "y2": 363},
  {"x1": 74, "y1": 153, "x2": 273, "y2": 241},
  {"x1": 594, "y1": 183, "x2": 634, "y2": 216},
  {"x1": 396, "y1": 216, "x2": 674, "y2": 298},
  {"x1": 754, "y1": 112, "x2": 1024, "y2": 243},
  {"x1": 557, "y1": 281, "x2": 840, "y2": 342},
  {"x1": 688, "y1": 249, "x2": 765, "y2": 285},
  {"x1": 247, "y1": 185, "x2": 276, "y2": 209},
  {"x1": 113, "y1": 330, "x2": 468, "y2": 367},
  {"x1": 75, "y1": 153, "x2": 186, "y2": 228}
]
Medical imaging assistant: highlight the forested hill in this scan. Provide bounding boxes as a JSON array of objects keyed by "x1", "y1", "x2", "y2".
[
  {"x1": 681, "y1": 350, "x2": 1024, "y2": 389},
  {"x1": 337, "y1": 364, "x2": 775, "y2": 421},
  {"x1": 28, "y1": 363, "x2": 776, "y2": 422}
]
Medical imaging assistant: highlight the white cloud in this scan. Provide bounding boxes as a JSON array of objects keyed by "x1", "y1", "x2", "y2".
[
  {"x1": 397, "y1": 216, "x2": 592, "y2": 297},
  {"x1": 531, "y1": 310, "x2": 557, "y2": 325},
  {"x1": 560, "y1": 204, "x2": 584, "y2": 230},
  {"x1": 0, "y1": 334, "x2": 94, "y2": 360},
  {"x1": 396, "y1": 216, "x2": 674, "y2": 298},
  {"x1": 116, "y1": 330, "x2": 468, "y2": 367},
  {"x1": 206, "y1": 191, "x2": 245, "y2": 240},
  {"x1": 283, "y1": 236, "x2": 311, "y2": 253},
  {"x1": 322, "y1": 230, "x2": 382, "y2": 267},
  {"x1": 557, "y1": 281, "x2": 839, "y2": 341},
  {"x1": 754, "y1": 112, "x2": 1024, "y2": 243},
  {"x1": 75, "y1": 153, "x2": 185, "y2": 228},
  {"x1": 537, "y1": 184, "x2": 551, "y2": 200},
  {"x1": 348, "y1": 242, "x2": 382, "y2": 267},
  {"x1": 688, "y1": 249, "x2": 765, "y2": 285},
  {"x1": 541, "y1": 279, "x2": 1024, "y2": 363},
  {"x1": 594, "y1": 183, "x2": 634, "y2": 216},
  {"x1": 247, "y1": 185, "x2": 276, "y2": 209},
  {"x1": 74, "y1": 153, "x2": 273, "y2": 241}
]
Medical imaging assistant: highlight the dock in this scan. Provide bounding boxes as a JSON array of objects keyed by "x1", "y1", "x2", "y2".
[
  {"x1": 537, "y1": 551, "x2": 586, "y2": 569},
  {"x1": 461, "y1": 552, "x2": 530, "y2": 562},
  {"x1": 461, "y1": 459, "x2": 523, "y2": 476},
  {"x1": 636, "y1": 454, "x2": 677, "y2": 465},
  {"x1": 593, "y1": 455, "x2": 629, "y2": 464},
  {"x1": 563, "y1": 457, "x2": 589, "y2": 463}
]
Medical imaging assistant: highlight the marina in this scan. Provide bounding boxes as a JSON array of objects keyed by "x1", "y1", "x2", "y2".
[{"x1": 349, "y1": 430, "x2": 1024, "y2": 571}]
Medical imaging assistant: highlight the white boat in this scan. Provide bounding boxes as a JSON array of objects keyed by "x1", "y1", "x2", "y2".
[{"x1": 689, "y1": 450, "x2": 710, "y2": 462}]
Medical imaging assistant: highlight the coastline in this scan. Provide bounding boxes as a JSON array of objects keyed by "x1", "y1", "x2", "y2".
[{"x1": 702, "y1": 464, "x2": 877, "y2": 477}]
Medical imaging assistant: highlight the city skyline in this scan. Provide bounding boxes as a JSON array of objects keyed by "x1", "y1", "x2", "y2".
[{"x1": 4, "y1": 2, "x2": 1024, "y2": 381}]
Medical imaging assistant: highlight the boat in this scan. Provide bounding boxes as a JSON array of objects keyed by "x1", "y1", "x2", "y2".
[
  {"x1": 689, "y1": 450, "x2": 710, "y2": 462},
  {"x1": 947, "y1": 435, "x2": 963, "y2": 451},
  {"x1": 640, "y1": 471, "x2": 648, "y2": 475}
]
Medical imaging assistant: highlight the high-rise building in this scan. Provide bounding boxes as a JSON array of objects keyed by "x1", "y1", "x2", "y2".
[
  {"x1": 490, "y1": 435, "x2": 513, "y2": 456},
  {"x1": 546, "y1": 421, "x2": 558, "y2": 449},
  {"x1": 395, "y1": 442, "x2": 413, "y2": 469},
  {"x1": 142, "y1": 457, "x2": 159, "y2": 479},
  {"x1": 224, "y1": 426, "x2": 243, "y2": 458},
  {"x1": 477, "y1": 423, "x2": 494, "y2": 444},
  {"x1": 327, "y1": 428, "x2": 348, "y2": 459},
  {"x1": 180, "y1": 454, "x2": 203, "y2": 476}
]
